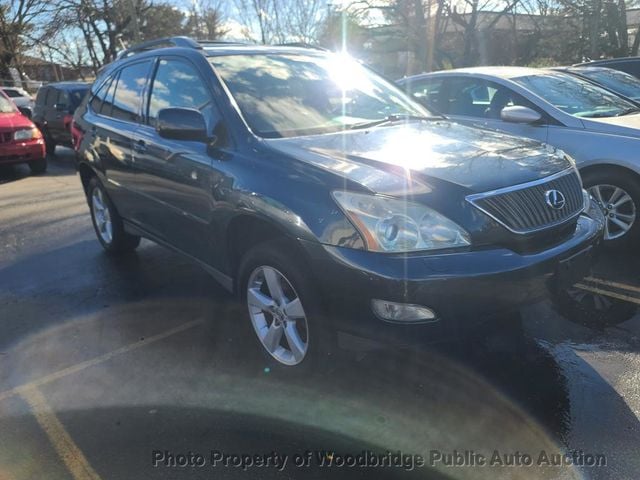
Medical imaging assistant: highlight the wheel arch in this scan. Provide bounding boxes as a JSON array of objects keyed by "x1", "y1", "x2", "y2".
[
  {"x1": 78, "y1": 162, "x2": 96, "y2": 197},
  {"x1": 579, "y1": 163, "x2": 640, "y2": 185},
  {"x1": 225, "y1": 214, "x2": 313, "y2": 295}
]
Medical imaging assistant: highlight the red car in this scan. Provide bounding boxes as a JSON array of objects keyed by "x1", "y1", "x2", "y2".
[{"x1": 0, "y1": 90, "x2": 46, "y2": 174}]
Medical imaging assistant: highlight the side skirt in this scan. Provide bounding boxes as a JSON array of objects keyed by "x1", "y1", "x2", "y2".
[{"x1": 123, "y1": 219, "x2": 234, "y2": 293}]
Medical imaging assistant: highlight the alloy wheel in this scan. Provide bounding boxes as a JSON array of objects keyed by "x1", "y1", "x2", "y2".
[
  {"x1": 91, "y1": 187, "x2": 113, "y2": 244},
  {"x1": 246, "y1": 266, "x2": 309, "y2": 366},
  {"x1": 588, "y1": 184, "x2": 636, "y2": 241}
]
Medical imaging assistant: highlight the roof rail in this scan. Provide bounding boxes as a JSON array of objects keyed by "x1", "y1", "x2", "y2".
[
  {"x1": 116, "y1": 36, "x2": 202, "y2": 60},
  {"x1": 275, "y1": 42, "x2": 327, "y2": 51},
  {"x1": 197, "y1": 40, "x2": 248, "y2": 47}
]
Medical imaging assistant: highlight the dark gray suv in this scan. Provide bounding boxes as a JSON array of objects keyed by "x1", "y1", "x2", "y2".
[{"x1": 73, "y1": 37, "x2": 604, "y2": 368}]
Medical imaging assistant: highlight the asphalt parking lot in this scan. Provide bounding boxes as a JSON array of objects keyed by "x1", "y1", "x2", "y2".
[{"x1": 1, "y1": 149, "x2": 640, "y2": 480}]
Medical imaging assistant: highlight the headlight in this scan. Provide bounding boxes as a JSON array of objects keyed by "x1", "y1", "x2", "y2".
[
  {"x1": 332, "y1": 191, "x2": 471, "y2": 252},
  {"x1": 14, "y1": 128, "x2": 38, "y2": 140}
]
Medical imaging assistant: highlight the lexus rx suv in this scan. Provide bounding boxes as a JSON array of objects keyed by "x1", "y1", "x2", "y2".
[{"x1": 73, "y1": 37, "x2": 604, "y2": 367}]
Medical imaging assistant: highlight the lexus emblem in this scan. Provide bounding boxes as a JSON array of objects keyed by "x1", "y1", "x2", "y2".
[{"x1": 545, "y1": 189, "x2": 566, "y2": 210}]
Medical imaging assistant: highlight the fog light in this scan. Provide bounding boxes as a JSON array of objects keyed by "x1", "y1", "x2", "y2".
[{"x1": 371, "y1": 299, "x2": 436, "y2": 323}]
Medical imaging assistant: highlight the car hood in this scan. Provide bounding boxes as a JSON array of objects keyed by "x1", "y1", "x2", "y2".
[
  {"x1": 0, "y1": 111, "x2": 34, "y2": 130},
  {"x1": 582, "y1": 112, "x2": 640, "y2": 138},
  {"x1": 265, "y1": 121, "x2": 571, "y2": 195}
]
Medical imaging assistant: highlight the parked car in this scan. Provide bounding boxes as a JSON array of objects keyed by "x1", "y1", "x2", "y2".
[
  {"x1": 575, "y1": 56, "x2": 640, "y2": 79},
  {"x1": 73, "y1": 38, "x2": 604, "y2": 368},
  {"x1": 399, "y1": 67, "x2": 640, "y2": 246},
  {"x1": 553, "y1": 66, "x2": 640, "y2": 104},
  {"x1": 1, "y1": 86, "x2": 34, "y2": 117},
  {"x1": 0, "y1": 90, "x2": 46, "y2": 174},
  {"x1": 33, "y1": 82, "x2": 89, "y2": 155}
]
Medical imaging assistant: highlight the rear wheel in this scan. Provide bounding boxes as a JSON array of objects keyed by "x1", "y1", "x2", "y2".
[
  {"x1": 29, "y1": 158, "x2": 47, "y2": 175},
  {"x1": 42, "y1": 128, "x2": 56, "y2": 156},
  {"x1": 238, "y1": 239, "x2": 334, "y2": 370},
  {"x1": 582, "y1": 169, "x2": 640, "y2": 248},
  {"x1": 88, "y1": 177, "x2": 140, "y2": 254}
]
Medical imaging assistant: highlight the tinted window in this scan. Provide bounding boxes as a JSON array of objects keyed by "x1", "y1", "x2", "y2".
[
  {"x1": 101, "y1": 76, "x2": 118, "y2": 116},
  {"x1": 35, "y1": 88, "x2": 48, "y2": 106},
  {"x1": 45, "y1": 89, "x2": 58, "y2": 107},
  {"x1": 444, "y1": 77, "x2": 539, "y2": 119},
  {"x1": 3, "y1": 89, "x2": 20, "y2": 98},
  {"x1": 514, "y1": 72, "x2": 636, "y2": 118},
  {"x1": 148, "y1": 59, "x2": 212, "y2": 123},
  {"x1": 69, "y1": 88, "x2": 88, "y2": 110},
  {"x1": 404, "y1": 78, "x2": 445, "y2": 112},
  {"x1": 112, "y1": 61, "x2": 151, "y2": 123},
  {"x1": 90, "y1": 79, "x2": 111, "y2": 113}
]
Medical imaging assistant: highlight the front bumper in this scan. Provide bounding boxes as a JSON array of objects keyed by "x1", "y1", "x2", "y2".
[
  {"x1": 0, "y1": 139, "x2": 45, "y2": 166},
  {"x1": 300, "y1": 213, "x2": 604, "y2": 347}
]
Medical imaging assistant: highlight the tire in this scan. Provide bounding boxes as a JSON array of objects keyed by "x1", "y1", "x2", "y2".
[
  {"x1": 582, "y1": 169, "x2": 640, "y2": 248},
  {"x1": 43, "y1": 129, "x2": 56, "y2": 156},
  {"x1": 552, "y1": 286, "x2": 637, "y2": 330},
  {"x1": 88, "y1": 177, "x2": 140, "y2": 254},
  {"x1": 238, "y1": 238, "x2": 334, "y2": 371},
  {"x1": 29, "y1": 158, "x2": 47, "y2": 175}
]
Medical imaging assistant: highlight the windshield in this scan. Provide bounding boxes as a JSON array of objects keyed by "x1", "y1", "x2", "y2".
[
  {"x1": 210, "y1": 53, "x2": 431, "y2": 138},
  {"x1": 574, "y1": 68, "x2": 640, "y2": 101},
  {"x1": 514, "y1": 72, "x2": 636, "y2": 118},
  {"x1": 0, "y1": 94, "x2": 16, "y2": 113}
]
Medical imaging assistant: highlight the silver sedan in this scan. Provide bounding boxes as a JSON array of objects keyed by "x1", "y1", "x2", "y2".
[{"x1": 398, "y1": 67, "x2": 640, "y2": 246}]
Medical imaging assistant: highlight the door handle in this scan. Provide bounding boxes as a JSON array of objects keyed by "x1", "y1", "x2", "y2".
[{"x1": 133, "y1": 140, "x2": 146, "y2": 153}]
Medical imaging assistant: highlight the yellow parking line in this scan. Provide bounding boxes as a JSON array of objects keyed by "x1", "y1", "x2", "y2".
[
  {"x1": 585, "y1": 276, "x2": 640, "y2": 295},
  {"x1": 0, "y1": 318, "x2": 204, "y2": 403},
  {"x1": 574, "y1": 283, "x2": 640, "y2": 306},
  {"x1": 20, "y1": 386, "x2": 102, "y2": 480}
]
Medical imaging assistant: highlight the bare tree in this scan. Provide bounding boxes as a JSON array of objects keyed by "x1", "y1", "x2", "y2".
[
  {"x1": 185, "y1": 0, "x2": 229, "y2": 40},
  {"x1": 0, "y1": 0, "x2": 61, "y2": 85},
  {"x1": 233, "y1": 0, "x2": 327, "y2": 44}
]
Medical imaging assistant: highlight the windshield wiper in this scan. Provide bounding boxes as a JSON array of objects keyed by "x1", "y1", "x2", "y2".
[
  {"x1": 615, "y1": 107, "x2": 640, "y2": 116},
  {"x1": 347, "y1": 113, "x2": 446, "y2": 130}
]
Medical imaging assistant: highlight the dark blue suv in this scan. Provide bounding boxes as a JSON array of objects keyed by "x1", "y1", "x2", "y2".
[{"x1": 73, "y1": 37, "x2": 604, "y2": 368}]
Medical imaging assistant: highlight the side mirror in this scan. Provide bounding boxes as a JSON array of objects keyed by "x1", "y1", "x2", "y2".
[
  {"x1": 18, "y1": 106, "x2": 32, "y2": 118},
  {"x1": 500, "y1": 105, "x2": 542, "y2": 124},
  {"x1": 54, "y1": 103, "x2": 67, "y2": 112},
  {"x1": 157, "y1": 107, "x2": 208, "y2": 142}
]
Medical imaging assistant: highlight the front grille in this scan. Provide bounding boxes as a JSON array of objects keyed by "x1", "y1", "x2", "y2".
[
  {"x1": 467, "y1": 169, "x2": 583, "y2": 234},
  {"x1": 0, "y1": 132, "x2": 12, "y2": 144}
]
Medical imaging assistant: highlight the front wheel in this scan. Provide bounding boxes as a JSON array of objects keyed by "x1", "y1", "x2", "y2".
[
  {"x1": 582, "y1": 170, "x2": 640, "y2": 248},
  {"x1": 88, "y1": 177, "x2": 140, "y2": 254},
  {"x1": 239, "y1": 239, "x2": 334, "y2": 369}
]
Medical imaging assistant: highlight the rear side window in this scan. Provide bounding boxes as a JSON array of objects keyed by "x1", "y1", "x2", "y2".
[
  {"x1": 147, "y1": 59, "x2": 212, "y2": 123},
  {"x1": 45, "y1": 89, "x2": 58, "y2": 107},
  {"x1": 35, "y1": 88, "x2": 48, "y2": 106},
  {"x1": 111, "y1": 61, "x2": 151, "y2": 123},
  {"x1": 3, "y1": 89, "x2": 20, "y2": 98}
]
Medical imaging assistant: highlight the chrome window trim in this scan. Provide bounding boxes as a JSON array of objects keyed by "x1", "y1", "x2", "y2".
[{"x1": 466, "y1": 167, "x2": 583, "y2": 235}]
